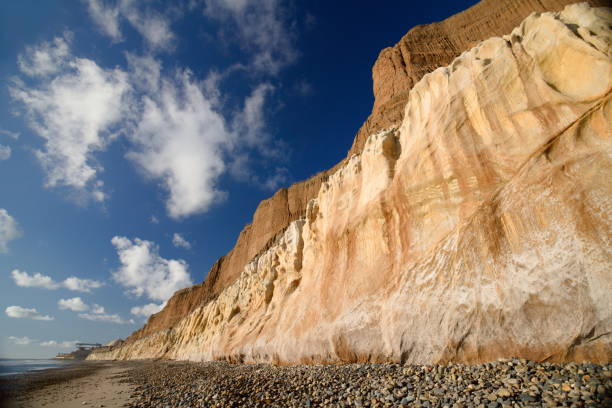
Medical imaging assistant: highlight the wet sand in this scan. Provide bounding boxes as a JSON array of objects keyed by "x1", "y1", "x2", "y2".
[{"x1": 0, "y1": 361, "x2": 135, "y2": 408}]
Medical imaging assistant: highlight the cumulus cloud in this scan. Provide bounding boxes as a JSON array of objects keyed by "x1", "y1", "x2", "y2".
[
  {"x1": 85, "y1": 0, "x2": 175, "y2": 51},
  {"x1": 12, "y1": 11, "x2": 291, "y2": 219},
  {"x1": 11, "y1": 269, "x2": 104, "y2": 292},
  {"x1": 5, "y1": 306, "x2": 54, "y2": 321},
  {"x1": 203, "y1": 0, "x2": 297, "y2": 74},
  {"x1": 111, "y1": 236, "x2": 192, "y2": 302},
  {"x1": 40, "y1": 340, "x2": 77, "y2": 348},
  {"x1": 8, "y1": 336, "x2": 35, "y2": 345},
  {"x1": 127, "y1": 72, "x2": 286, "y2": 218},
  {"x1": 56, "y1": 297, "x2": 129, "y2": 324},
  {"x1": 12, "y1": 270, "x2": 60, "y2": 289},
  {"x1": 130, "y1": 301, "x2": 165, "y2": 318},
  {"x1": 58, "y1": 297, "x2": 89, "y2": 312},
  {"x1": 17, "y1": 35, "x2": 71, "y2": 77},
  {"x1": 78, "y1": 312, "x2": 133, "y2": 324},
  {"x1": 0, "y1": 145, "x2": 11, "y2": 160},
  {"x1": 172, "y1": 233, "x2": 191, "y2": 249},
  {"x1": 58, "y1": 297, "x2": 106, "y2": 313},
  {"x1": 10, "y1": 34, "x2": 131, "y2": 202},
  {"x1": 127, "y1": 70, "x2": 230, "y2": 218},
  {"x1": 63, "y1": 276, "x2": 104, "y2": 292},
  {"x1": 0, "y1": 209, "x2": 21, "y2": 253}
]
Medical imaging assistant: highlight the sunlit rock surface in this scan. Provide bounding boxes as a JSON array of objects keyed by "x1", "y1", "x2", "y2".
[
  {"x1": 90, "y1": 3, "x2": 612, "y2": 364},
  {"x1": 128, "y1": 0, "x2": 607, "y2": 341}
]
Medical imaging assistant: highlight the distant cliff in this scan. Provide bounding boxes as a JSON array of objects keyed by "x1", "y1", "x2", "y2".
[{"x1": 91, "y1": 1, "x2": 612, "y2": 364}]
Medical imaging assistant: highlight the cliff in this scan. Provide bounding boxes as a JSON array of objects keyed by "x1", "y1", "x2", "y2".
[
  {"x1": 90, "y1": 2, "x2": 612, "y2": 364},
  {"x1": 350, "y1": 0, "x2": 608, "y2": 155},
  {"x1": 126, "y1": 0, "x2": 608, "y2": 343}
]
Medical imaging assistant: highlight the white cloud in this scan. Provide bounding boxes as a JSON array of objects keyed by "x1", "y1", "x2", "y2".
[
  {"x1": 149, "y1": 215, "x2": 159, "y2": 224},
  {"x1": 127, "y1": 70, "x2": 230, "y2": 218},
  {"x1": 0, "y1": 145, "x2": 11, "y2": 160},
  {"x1": 91, "y1": 304, "x2": 105, "y2": 314},
  {"x1": 0, "y1": 209, "x2": 21, "y2": 253},
  {"x1": 58, "y1": 297, "x2": 89, "y2": 312},
  {"x1": 58, "y1": 297, "x2": 107, "y2": 314},
  {"x1": 62, "y1": 276, "x2": 104, "y2": 292},
  {"x1": 12, "y1": 19, "x2": 289, "y2": 219},
  {"x1": 234, "y1": 83, "x2": 274, "y2": 149},
  {"x1": 5, "y1": 306, "x2": 54, "y2": 321},
  {"x1": 111, "y1": 236, "x2": 192, "y2": 302},
  {"x1": 85, "y1": 0, "x2": 122, "y2": 41},
  {"x1": 126, "y1": 52, "x2": 161, "y2": 92},
  {"x1": 11, "y1": 270, "x2": 60, "y2": 289},
  {"x1": 127, "y1": 71, "x2": 284, "y2": 218},
  {"x1": 40, "y1": 340, "x2": 77, "y2": 348},
  {"x1": 203, "y1": 0, "x2": 297, "y2": 74},
  {"x1": 172, "y1": 233, "x2": 191, "y2": 249},
  {"x1": 10, "y1": 34, "x2": 131, "y2": 202},
  {"x1": 55, "y1": 296, "x2": 128, "y2": 323},
  {"x1": 85, "y1": 0, "x2": 175, "y2": 51},
  {"x1": 228, "y1": 84, "x2": 289, "y2": 190},
  {"x1": 8, "y1": 336, "x2": 35, "y2": 345},
  {"x1": 11, "y1": 269, "x2": 104, "y2": 292},
  {"x1": 122, "y1": 6, "x2": 175, "y2": 51},
  {"x1": 78, "y1": 312, "x2": 133, "y2": 324},
  {"x1": 17, "y1": 35, "x2": 71, "y2": 77},
  {"x1": 0, "y1": 128, "x2": 20, "y2": 139},
  {"x1": 130, "y1": 301, "x2": 165, "y2": 317}
]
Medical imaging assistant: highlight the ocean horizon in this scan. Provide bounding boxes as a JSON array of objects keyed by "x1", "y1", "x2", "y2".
[{"x1": 0, "y1": 358, "x2": 75, "y2": 377}]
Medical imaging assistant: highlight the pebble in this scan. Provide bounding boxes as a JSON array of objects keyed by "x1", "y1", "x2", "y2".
[{"x1": 119, "y1": 360, "x2": 612, "y2": 407}]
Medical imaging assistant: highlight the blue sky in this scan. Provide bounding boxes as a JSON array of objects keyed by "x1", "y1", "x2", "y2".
[{"x1": 0, "y1": 0, "x2": 475, "y2": 358}]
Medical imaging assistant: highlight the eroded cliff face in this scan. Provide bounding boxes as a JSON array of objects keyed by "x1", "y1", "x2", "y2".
[
  {"x1": 350, "y1": 0, "x2": 608, "y2": 156},
  {"x1": 128, "y1": 0, "x2": 607, "y2": 343},
  {"x1": 91, "y1": 3, "x2": 612, "y2": 364}
]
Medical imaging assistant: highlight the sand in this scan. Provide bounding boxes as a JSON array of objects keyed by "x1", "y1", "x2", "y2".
[{"x1": 0, "y1": 362, "x2": 135, "y2": 408}]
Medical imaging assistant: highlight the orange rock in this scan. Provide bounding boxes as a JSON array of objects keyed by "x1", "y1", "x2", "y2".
[
  {"x1": 91, "y1": 2, "x2": 612, "y2": 365},
  {"x1": 125, "y1": 0, "x2": 607, "y2": 346}
]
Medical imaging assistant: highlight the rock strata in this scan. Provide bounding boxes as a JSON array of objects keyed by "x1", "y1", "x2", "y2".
[
  {"x1": 350, "y1": 0, "x2": 608, "y2": 156},
  {"x1": 131, "y1": 0, "x2": 607, "y2": 341},
  {"x1": 92, "y1": 3, "x2": 612, "y2": 365}
]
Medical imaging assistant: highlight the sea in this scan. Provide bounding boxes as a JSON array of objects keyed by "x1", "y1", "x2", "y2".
[{"x1": 0, "y1": 358, "x2": 74, "y2": 377}]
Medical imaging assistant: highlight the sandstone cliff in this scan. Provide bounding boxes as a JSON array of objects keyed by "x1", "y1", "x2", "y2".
[
  {"x1": 351, "y1": 0, "x2": 608, "y2": 155},
  {"x1": 128, "y1": 0, "x2": 608, "y2": 343},
  {"x1": 91, "y1": 3, "x2": 612, "y2": 364}
]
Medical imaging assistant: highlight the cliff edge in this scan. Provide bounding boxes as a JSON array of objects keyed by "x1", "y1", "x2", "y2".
[
  {"x1": 92, "y1": 1, "x2": 612, "y2": 364},
  {"x1": 126, "y1": 0, "x2": 607, "y2": 344}
]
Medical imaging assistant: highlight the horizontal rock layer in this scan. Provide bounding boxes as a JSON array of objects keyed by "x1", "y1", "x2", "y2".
[
  {"x1": 91, "y1": 4, "x2": 612, "y2": 364},
  {"x1": 128, "y1": 0, "x2": 607, "y2": 343}
]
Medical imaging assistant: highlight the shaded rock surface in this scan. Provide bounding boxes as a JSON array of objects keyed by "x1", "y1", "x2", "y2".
[
  {"x1": 129, "y1": 0, "x2": 607, "y2": 343},
  {"x1": 93, "y1": 2, "x2": 612, "y2": 364}
]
